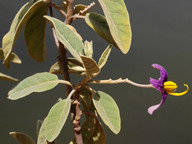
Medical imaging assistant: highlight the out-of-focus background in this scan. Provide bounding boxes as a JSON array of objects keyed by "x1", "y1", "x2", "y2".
[{"x1": 1, "y1": 0, "x2": 192, "y2": 143}]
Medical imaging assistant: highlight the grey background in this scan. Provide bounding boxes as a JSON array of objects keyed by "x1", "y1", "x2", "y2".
[{"x1": 1, "y1": 0, "x2": 192, "y2": 143}]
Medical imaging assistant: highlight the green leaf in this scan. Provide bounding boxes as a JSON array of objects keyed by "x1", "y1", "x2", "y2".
[
  {"x1": 92, "y1": 91, "x2": 121, "y2": 134},
  {"x1": 0, "y1": 48, "x2": 21, "y2": 64},
  {"x1": 0, "y1": 72, "x2": 18, "y2": 82},
  {"x1": 79, "y1": 86, "x2": 93, "y2": 109},
  {"x1": 49, "y1": 58, "x2": 85, "y2": 74},
  {"x1": 8, "y1": 72, "x2": 59, "y2": 100},
  {"x1": 98, "y1": 45, "x2": 112, "y2": 69},
  {"x1": 37, "y1": 120, "x2": 43, "y2": 136},
  {"x1": 2, "y1": 0, "x2": 50, "y2": 68},
  {"x1": 85, "y1": 13, "x2": 118, "y2": 48},
  {"x1": 45, "y1": 98, "x2": 71, "y2": 142},
  {"x1": 24, "y1": 2, "x2": 49, "y2": 62},
  {"x1": 70, "y1": 99, "x2": 106, "y2": 144},
  {"x1": 44, "y1": 16, "x2": 84, "y2": 62},
  {"x1": 81, "y1": 115, "x2": 106, "y2": 144},
  {"x1": 37, "y1": 118, "x2": 47, "y2": 144},
  {"x1": 10, "y1": 132, "x2": 35, "y2": 144},
  {"x1": 84, "y1": 40, "x2": 93, "y2": 58},
  {"x1": 97, "y1": 0, "x2": 132, "y2": 54},
  {"x1": 73, "y1": 4, "x2": 87, "y2": 16},
  {"x1": 81, "y1": 56, "x2": 100, "y2": 79}
]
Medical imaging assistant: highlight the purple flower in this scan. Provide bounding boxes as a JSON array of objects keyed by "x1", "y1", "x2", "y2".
[{"x1": 148, "y1": 64, "x2": 188, "y2": 115}]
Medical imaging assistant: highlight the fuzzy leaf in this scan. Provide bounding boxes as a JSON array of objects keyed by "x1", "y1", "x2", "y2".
[
  {"x1": 85, "y1": 13, "x2": 118, "y2": 48},
  {"x1": 45, "y1": 98, "x2": 71, "y2": 142},
  {"x1": 0, "y1": 72, "x2": 18, "y2": 82},
  {"x1": 49, "y1": 58, "x2": 85, "y2": 74},
  {"x1": 0, "y1": 48, "x2": 21, "y2": 64},
  {"x1": 84, "y1": 40, "x2": 93, "y2": 58},
  {"x1": 98, "y1": 45, "x2": 112, "y2": 69},
  {"x1": 24, "y1": 2, "x2": 49, "y2": 62},
  {"x1": 44, "y1": 16, "x2": 84, "y2": 62},
  {"x1": 92, "y1": 91, "x2": 121, "y2": 134},
  {"x1": 73, "y1": 4, "x2": 87, "y2": 16},
  {"x1": 2, "y1": 0, "x2": 50, "y2": 68},
  {"x1": 70, "y1": 99, "x2": 106, "y2": 144},
  {"x1": 8, "y1": 72, "x2": 59, "y2": 100},
  {"x1": 81, "y1": 56, "x2": 100, "y2": 79},
  {"x1": 97, "y1": 0, "x2": 132, "y2": 54},
  {"x1": 37, "y1": 118, "x2": 47, "y2": 144},
  {"x1": 81, "y1": 115, "x2": 106, "y2": 144},
  {"x1": 10, "y1": 132, "x2": 35, "y2": 144}
]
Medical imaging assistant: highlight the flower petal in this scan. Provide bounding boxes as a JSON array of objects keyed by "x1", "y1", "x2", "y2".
[
  {"x1": 152, "y1": 64, "x2": 168, "y2": 83},
  {"x1": 148, "y1": 92, "x2": 167, "y2": 115},
  {"x1": 150, "y1": 77, "x2": 163, "y2": 91}
]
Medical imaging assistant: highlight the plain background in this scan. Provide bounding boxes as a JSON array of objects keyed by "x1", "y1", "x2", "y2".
[{"x1": 1, "y1": 0, "x2": 192, "y2": 143}]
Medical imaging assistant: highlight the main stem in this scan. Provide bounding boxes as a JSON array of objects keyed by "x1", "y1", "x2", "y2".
[{"x1": 57, "y1": 0, "x2": 83, "y2": 144}]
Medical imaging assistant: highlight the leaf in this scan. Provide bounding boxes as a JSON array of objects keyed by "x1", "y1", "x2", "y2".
[
  {"x1": 24, "y1": 2, "x2": 49, "y2": 62},
  {"x1": 92, "y1": 91, "x2": 121, "y2": 134},
  {"x1": 98, "y1": 45, "x2": 112, "y2": 69},
  {"x1": 70, "y1": 99, "x2": 106, "y2": 144},
  {"x1": 81, "y1": 115, "x2": 106, "y2": 144},
  {"x1": 44, "y1": 16, "x2": 84, "y2": 62},
  {"x1": 79, "y1": 86, "x2": 93, "y2": 109},
  {"x1": 73, "y1": 4, "x2": 87, "y2": 16},
  {"x1": 67, "y1": 25, "x2": 83, "y2": 41},
  {"x1": 49, "y1": 58, "x2": 85, "y2": 74},
  {"x1": 45, "y1": 98, "x2": 71, "y2": 142},
  {"x1": 81, "y1": 56, "x2": 100, "y2": 79},
  {"x1": 84, "y1": 40, "x2": 93, "y2": 58},
  {"x1": 0, "y1": 72, "x2": 18, "y2": 82},
  {"x1": 37, "y1": 120, "x2": 43, "y2": 136},
  {"x1": 10, "y1": 132, "x2": 35, "y2": 144},
  {"x1": 2, "y1": 0, "x2": 50, "y2": 68},
  {"x1": 0, "y1": 48, "x2": 21, "y2": 64},
  {"x1": 97, "y1": 0, "x2": 132, "y2": 54},
  {"x1": 37, "y1": 118, "x2": 47, "y2": 144},
  {"x1": 8, "y1": 72, "x2": 59, "y2": 100},
  {"x1": 85, "y1": 13, "x2": 118, "y2": 48}
]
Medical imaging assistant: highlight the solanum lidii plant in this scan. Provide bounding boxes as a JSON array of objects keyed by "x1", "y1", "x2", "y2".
[{"x1": 0, "y1": 0, "x2": 189, "y2": 144}]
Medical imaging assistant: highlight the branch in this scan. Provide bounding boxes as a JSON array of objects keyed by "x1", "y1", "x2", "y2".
[
  {"x1": 89, "y1": 78, "x2": 154, "y2": 88},
  {"x1": 65, "y1": 0, "x2": 74, "y2": 24},
  {"x1": 49, "y1": 3, "x2": 67, "y2": 17},
  {"x1": 71, "y1": 2, "x2": 96, "y2": 21}
]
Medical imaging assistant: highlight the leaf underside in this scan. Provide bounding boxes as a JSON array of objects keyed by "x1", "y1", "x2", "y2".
[
  {"x1": 98, "y1": 0, "x2": 132, "y2": 54},
  {"x1": 92, "y1": 91, "x2": 121, "y2": 134},
  {"x1": 45, "y1": 98, "x2": 71, "y2": 142},
  {"x1": 8, "y1": 72, "x2": 59, "y2": 100}
]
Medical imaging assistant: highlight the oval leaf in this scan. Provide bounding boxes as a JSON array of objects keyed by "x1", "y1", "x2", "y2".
[
  {"x1": 49, "y1": 58, "x2": 85, "y2": 74},
  {"x1": 0, "y1": 48, "x2": 21, "y2": 64},
  {"x1": 73, "y1": 4, "x2": 87, "y2": 16},
  {"x1": 10, "y1": 132, "x2": 35, "y2": 144},
  {"x1": 92, "y1": 91, "x2": 121, "y2": 134},
  {"x1": 85, "y1": 13, "x2": 118, "y2": 48},
  {"x1": 0, "y1": 72, "x2": 18, "y2": 82},
  {"x1": 98, "y1": 0, "x2": 132, "y2": 54},
  {"x1": 2, "y1": 0, "x2": 50, "y2": 68},
  {"x1": 8, "y1": 72, "x2": 59, "y2": 100},
  {"x1": 98, "y1": 45, "x2": 112, "y2": 69},
  {"x1": 81, "y1": 56, "x2": 100, "y2": 79},
  {"x1": 24, "y1": 2, "x2": 49, "y2": 62},
  {"x1": 45, "y1": 98, "x2": 71, "y2": 142},
  {"x1": 37, "y1": 118, "x2": 47, "y2": 144},
  {"x1": 44, "y1": 16, "x2": 84, "y2": 62}
]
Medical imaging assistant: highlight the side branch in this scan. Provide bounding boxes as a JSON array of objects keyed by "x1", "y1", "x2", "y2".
[
  {"x1": 89, "y1": 78, "x2": 154, "y2": 89},
  {"x1": 49, "y1": 3, "x2": 67, "y2": 17},
  {"x1": 71, "y1": 2, "x2": 96, "y2": 20}
]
